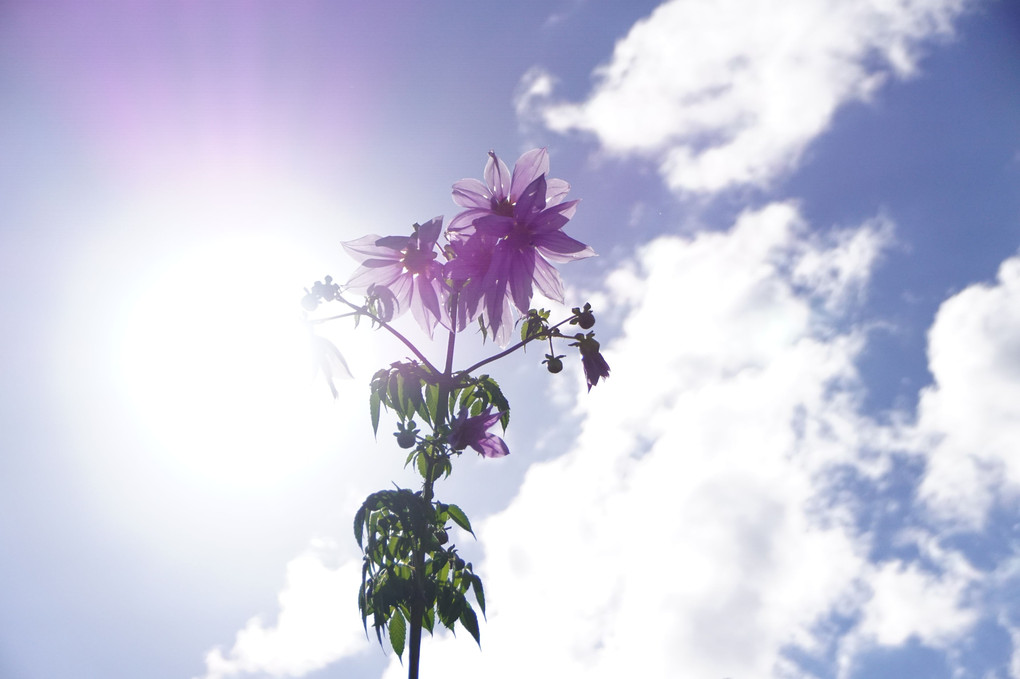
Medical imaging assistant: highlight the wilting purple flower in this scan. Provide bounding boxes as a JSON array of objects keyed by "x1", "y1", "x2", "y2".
[
  {"x1": 449, "y1": 149, "x2": 594, "y2": 342},
  {"x1": 572, "y1": 332, "x2": 610, "y2": 391},
  {"x1": 342, "y1": 217, "x2": 447, "y2": 337},
  {"x1": 448, "y1": 406, "x2": 509, "y2": 458}
]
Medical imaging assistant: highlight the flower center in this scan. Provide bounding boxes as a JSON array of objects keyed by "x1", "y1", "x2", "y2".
[
  {"x1": 492, "y1": 197, "x2": 514, "y2": 217},
  {"x1": 402, "y1": 245, "x2": 436, "y2": 275}
]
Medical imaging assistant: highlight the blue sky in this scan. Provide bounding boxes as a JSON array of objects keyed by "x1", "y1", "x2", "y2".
[{"x1": 2, "y1": 1, "x2": 1020, "y2": 678}]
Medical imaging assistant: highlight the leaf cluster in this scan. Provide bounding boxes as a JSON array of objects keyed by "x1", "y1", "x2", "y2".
[
  {"x1": 355, "y1": 489, "x2": 485, "y2": 659},
  {"x1": 370, "y1": 364, "x2": 511, "y2": 444},
  {"x1": 369, "y1": 362, "x2": 436, "y2": 437}
]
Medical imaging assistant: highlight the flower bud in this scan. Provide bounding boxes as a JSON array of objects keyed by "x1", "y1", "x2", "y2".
[
  {"x1": 544, "y1": 356, "x2": 563, "y2": 373},
  {"x1": 396, "y1": 429, "x2": 416, "y2": 449}
]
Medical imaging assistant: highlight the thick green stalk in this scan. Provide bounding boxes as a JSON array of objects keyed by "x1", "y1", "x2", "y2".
[{"x1": 407, "y1": 292, "x2": 459, "y2": 679}]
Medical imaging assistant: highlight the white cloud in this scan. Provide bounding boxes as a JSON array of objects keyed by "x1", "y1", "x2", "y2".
[
  {"x1": 911, "y1": 252, "x2": 1020, "y2": 529},
  {"x1": 196, "y1": 541, "x2": 368, "y2": 679},
  {"x1": 856, "y1": 560, "x2": 976, "y2": 647},
  {"x1": 520, "y1": 0, "x2": 969, "y2": 193},
  {"x1": 205, "y1": 209, "x2": 1020, "y2": 678},
  {"x1": 365, "y1": 204, "x2": 916, "y2": 678}
]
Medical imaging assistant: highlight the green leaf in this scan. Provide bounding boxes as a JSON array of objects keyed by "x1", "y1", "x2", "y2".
[
  {"x1": 460, "y1": 605, "x2": 481, "y2": 647},
  {"x1": 387, "y1": 372, "x2": 401, "y2": 416},
  {"x1": 436, "y1": 586, "x2": 459, "y2": 629},
  {"x1": 416, "y1": 450, "x2": 428, "y2": 479},
  {"x1": 424, "y1": 383, "x2": 439, "y2": 426},
  {"x1": 354, "y1": 505, "x2": 366, "y2": 547},
  {"x1": 480, "y1": 376, "x2": 511, "y2": 430},
  {"x1": 423, "y1": 606, "x2": 435, "y2": 634},
  {"x1": 446, "y1": 504, "x2": 474, "y2": 537},
  {"x1": 370, "y1": 389, "x2": 381, "y2": 438},
  {"x1": 389, "y1": 608, "x2": 406, "y2": 660},
  {"x1": 471, "y1": 574, "x2": 486, "y2": 617}
]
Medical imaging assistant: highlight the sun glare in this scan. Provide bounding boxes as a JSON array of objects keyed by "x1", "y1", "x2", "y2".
[{"x1": 114, "y1": 179, "x2": 374, "y2": 490}]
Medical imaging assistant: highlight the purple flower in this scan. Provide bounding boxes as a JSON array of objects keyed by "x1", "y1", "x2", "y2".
[
  {"x1": 448, "y1": 406, "x2": 509, "y2": 458},
  {"x1": 443, "y1": 234, "x2": 515, "y2": 346},
  {"x1": 342, "y1": 217, "x2": 447, "y2": 337},
  {"x1": 449, "y1": 149, "x2": 594, "y2": 341},
  {"x1": 572, "y1": 333, "x2": 610, "y2": 391}
]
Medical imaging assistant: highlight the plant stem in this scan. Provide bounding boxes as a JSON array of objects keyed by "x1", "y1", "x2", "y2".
[
  {"x1": 461, "y1": 313, "x2": 578, "y2": 375},
  {"x1": 333, "y1": 294, "x2": 441, "y2": 375},
  {"x1": 407, "y1": 291, "x2": 459, "y2": 679}
]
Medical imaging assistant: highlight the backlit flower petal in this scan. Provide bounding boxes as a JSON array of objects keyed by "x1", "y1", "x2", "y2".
[
  {"x1": 534, "y1": 230, "x2": 596, "y2": 262},
  {"x1": 532, "y1": 254, "x2": 565, "y2": 303},
  {"x1": 484, "y1": 152, "x2": 511, "y2": 201},
  {"x1": 476, "y1": 434, "x2": 509, "y2": 459},
  {"x1": 506, "y1": 247, "x2": 536, "y2": 315},
  {"x1": 416, "y1": 216, "x2": 443, "y2": 248},
  {"x1": 452, "y1": 178, "x2": 492, "y2": 209},
  {"x1": 545, "y1": 178, "x2": 570, "y2": 207},
  {"x1": 530, "y1": 200, "x2": 580, "y2": 234},
  {"x1": 513, "y1": 175, "x2": 547, "y2": 219},
  {"x1": 509, "y1": 148, "x2": 549, "y2": 200},
  {"x1": 341, "y1": 235, "x2": 404, "y2": 263}
]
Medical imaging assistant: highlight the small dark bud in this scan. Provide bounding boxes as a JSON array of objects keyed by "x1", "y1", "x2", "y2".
[
  {"x1": 436, "y1": 529, "x2": 449, "y2": 545},
  {"x1": 396, "y1": 430, "x2": 416, "y2": 449},
  {"x1": 544, "y1": 355, "x2": 564, "y2": 373},
  {"x1": 571, "y1": 302, "x2": 596, "y2": 329}
]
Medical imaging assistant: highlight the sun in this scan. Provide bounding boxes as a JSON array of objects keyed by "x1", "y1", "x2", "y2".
[{"x1": 113, "y1": 179, "x2": 375, "y2": 490}]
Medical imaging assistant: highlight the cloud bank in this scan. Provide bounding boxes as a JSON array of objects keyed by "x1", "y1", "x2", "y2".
[
  {"x1": 519, "y1": 0, "x2": 969, "y2": 193},
  {"x1": 197, "y1": 213, "x2": 1020, "y2": 679}
]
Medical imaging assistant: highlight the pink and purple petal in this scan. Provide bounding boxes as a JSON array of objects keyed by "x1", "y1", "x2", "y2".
[
  {"x1": 475, "y1": 434, "x2": 509, "y2": 458},
  {"x1": 342, "y1": 235, "x2": 404, "y2": 263},
  {"x1": 534, "y1": 230, "x2": 595, "y2": 262},
  {"x1": 529, "y1": 200, "x2": 580, "y2": 233},
  {"x1": 417, "y1": 216, "x2": 443, "y2": 247},
  {"x1": 346, "y1": 262, "x2": 403, "y2": 290},
  {"x1": 513, "y1": 174, "x2": 547, "y2": 219},
  {"x1": 509, "y1": 148, "x2": 549, "y2": 200},
  {"x1": 545, "y1": 178, "x2": 570, "y2": 207},
  {"x1": 452, "y1": 178, "x2": 493, "y2": 209},
  {"x1": 532, "y1": 255, "x2": 565, "y2": 303},
  {"x1": 484, "y1": 152, "x2": 512, "y2": 201}
]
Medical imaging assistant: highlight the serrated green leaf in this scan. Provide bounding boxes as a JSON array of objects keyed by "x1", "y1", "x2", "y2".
[
  {"x1": 458, "y1": 384, "x2": 472, "y2": 409},
  {"x1": 471, "y1": 574, "x2": 486, "y2": 617},
  {"x1": 460, "y1": 605, "x2": 481, "y2": 646},
  {"x1": 387, "y1": 372, "x2": 400, "y2": 414},
  {"x1": 416, "y1": 451, "x2": 428, "y2": 479},
  {"x1": 481, "y1": 376, "x2": 511, "y2": 430},
  {"x1": 436, "y1": 585, "x2": 457, "y2": 629},
  {"x1": 389, "y1": 608, "x2": 406, "y2": 660},
  {"x1": 423, "y1": 606, "x2": 435, "y2": 634},
  {"x1": 446, "y1": 504, "x2": 474, "y2": 537},
  {"x1": 424, "y1": 383, "x2": 439, "y2": 425}
]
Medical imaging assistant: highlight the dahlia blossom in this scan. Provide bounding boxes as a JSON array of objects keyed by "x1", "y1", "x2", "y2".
[
  {"x1": 448, "y1": 406, "x2": 509, "y2": 458},
  {"x1": 342, "y1": 217, "x2": 447, "y2": 337},
  {"x1": 449, "y1": 149, "x2": 594, "y2": 341}
]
